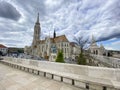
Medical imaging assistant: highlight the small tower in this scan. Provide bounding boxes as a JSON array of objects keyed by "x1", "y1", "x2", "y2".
[
  {"x1": 53, "y1": 29, "x2": 56, "y2": 38},
  {"x1": 91, "y1": 35, "x2": 97, "y2": 45},
  {"x1": 32, "y1": 13, "x2": 41, "y2": 46}
]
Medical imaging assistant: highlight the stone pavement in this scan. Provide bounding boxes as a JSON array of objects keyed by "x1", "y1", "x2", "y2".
[{"x1": 0, "y1": 63, "x2": 83, "y2": 90}]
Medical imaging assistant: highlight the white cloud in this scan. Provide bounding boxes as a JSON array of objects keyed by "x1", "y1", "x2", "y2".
[{"x1": 0, "y1": 0, "x2": 120, "y2": 50}]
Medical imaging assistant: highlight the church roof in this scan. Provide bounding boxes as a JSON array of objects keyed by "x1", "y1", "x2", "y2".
[
  {"x1": 53, "y1": 35, "x2": 68, "y2": 43},
  {"x1": 70, "y1": 42, "x2": 77, "y2": 47},
  {"x1": 39, "y1": 35, "x2": 69, "y2": 44},
  {"x1": 0, "y1": 44, "x2": 7, "y2": 48},
  {"x1": 39, "y1": 40, "x2": 45, "y2": 44}
]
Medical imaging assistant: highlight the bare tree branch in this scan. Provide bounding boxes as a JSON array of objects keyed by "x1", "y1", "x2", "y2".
[{"x1": 74, "y1": 36, "x2": 89, "y2": 53}]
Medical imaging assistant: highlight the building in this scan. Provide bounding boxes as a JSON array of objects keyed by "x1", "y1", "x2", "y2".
[
  {"x1": 8, "y1": 47, "x2": 24, "y2": 57},
  {"x1": 0, "y1": 44, "x2": 8, "y2": 55},
  {"x1": 24, "y1": 13, "x2": 80, "y2": 61},
  {"x1": 89, "y1": 35, "x2": 106, "y2": 55}
]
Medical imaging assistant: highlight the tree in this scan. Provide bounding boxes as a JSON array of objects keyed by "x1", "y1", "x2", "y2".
[
  {"x1": 74, "y1": 36, "x2": 89, "y2": 65},
  {"x1": 17, "y1": 49, "x2": 24, "y2": 53},
  {"x1": 74, "y1": 36, "x2": 98, "y2": 66},
  {"x1": 56, "y1": 50, "x2": 64, "y2": 63},
  {"x1": 78, "y1": 53, "x2": 86, "y2": 65},
  {"x1": 74, "y1": 36, "x2": 89, "y2": 53}
]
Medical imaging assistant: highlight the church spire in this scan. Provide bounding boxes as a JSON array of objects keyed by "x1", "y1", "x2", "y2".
[
  {"x1": 91, "y1": 35, "x2": 97, "y2": 45},
  {"x1": 53, "y1": 29, "x2": 56, "y2": 38},
  {"x1": 36, "y1": 13, "x2": 39, "y2": 23},
  {"x1": 32, "y1": 13, "x2": 41, "y2": 46},
  {"x1": 92, "y1": 35, "x2": 95, "y2": 43}
]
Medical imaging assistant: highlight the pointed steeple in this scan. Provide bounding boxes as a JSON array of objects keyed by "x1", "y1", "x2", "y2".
[
  {"x1": 36, "y1": 13, "x2": 39, "y2": 23},
  {"x1": 91, "y1": 35, "x2": 97, "y2": 45},
  {"x1": 100, "y1": 43, "x2": 104, "y2": 48},
  {"x1": 53, "y1": 29, "x2": 56, "y2": 38},
  {"x1": 32, "y1": 13, "x2": 41, "y2": 46},
  {"x1": 92, "y1": 35, "x2": 95, "y2": 43}
]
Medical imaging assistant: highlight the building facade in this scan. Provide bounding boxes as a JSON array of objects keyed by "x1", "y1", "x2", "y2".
[
  {"x1": 89, "y1": 35, "x2": 106, "y2": 55},
  {"x1": 24, "y1": 13, "x2": 80, "y2": 61},
  {"x1": 0, "y1": 44, "x2": 8, "y2": 55}
]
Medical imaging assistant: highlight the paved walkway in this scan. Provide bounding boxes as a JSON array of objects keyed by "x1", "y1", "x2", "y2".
[{"x1": 0, "y1": 63, "x2": 83, "y2": 90}]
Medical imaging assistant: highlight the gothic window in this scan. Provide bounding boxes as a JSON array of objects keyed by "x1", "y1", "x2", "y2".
[
  {"x1": 67, "y1": 48, "x2": 68, "y2": 52},
  {"x1": 103, "y1": 86, "x2": 106, "y2": 90},
  {"x1": 96, "y1": 50, "x2": 98, "y2": 55},
  {"x1": 53, "y1": 56, "x2": 56, "y2": 59},
  {"x1": 36, "y1": 30, "x2": 37, "y2": 34},
  {"x1": 61, "y1": 43, "x2": 63, "y2": 47},
  {"x1": 51, "y1": 45, "x2": 57, "y2": 53}
]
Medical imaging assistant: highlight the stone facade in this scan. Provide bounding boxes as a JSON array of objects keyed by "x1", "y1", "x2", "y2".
[
  {"x1": 2, "y1": 57, "x2": 120, "y2": 90},
  {"x1": 89, "y1": 36, "x2": 107, "y2": 55},
  {"x1": 0, "y1": 44, "x2": 8, "y2": 55},
  {"x1": 24, "y1": 13, "x2": 80, "y2": 61},
  {"x1": 89, "y1": 35, "x2": 106, "y2": 55}
]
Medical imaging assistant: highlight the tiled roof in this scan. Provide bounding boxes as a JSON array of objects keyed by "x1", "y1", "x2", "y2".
[
  {"x1": 70, "y1": 42, "x2": 76, "y2": 47},
  {"x1": 39, "y1": 35, "x2": 69, "y2": 44},
  {"x1": 53, "y1": 35, "x2": 68, "y2": 43},
  {"x1": 0, "y1": 44, "x2": 7, "y2": 48},
  {"x1": 39, "y1": 40, "x2": 45, "y2": 44}
]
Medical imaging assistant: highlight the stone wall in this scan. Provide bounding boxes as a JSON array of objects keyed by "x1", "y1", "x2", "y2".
[
  {"x1": 92, "y1": 55, "x2": 120, "y2": 68},
  {"x1": 2, "y1": 57, "x2": 120, "y2": 90}
]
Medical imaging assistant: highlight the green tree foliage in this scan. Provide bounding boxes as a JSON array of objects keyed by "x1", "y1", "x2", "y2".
[
  {"x1": 56, "y1": 50, "x2": 64, "y2": 63},
  {"x1": 74, "y1": 36, "x2": 89, "y2": 65},
  {"x1": 77, "y1": 52, "x2": 86, "y2": 65},
  {"x1": 17, "y1": 49, "x2": 24, "y2": 53}
]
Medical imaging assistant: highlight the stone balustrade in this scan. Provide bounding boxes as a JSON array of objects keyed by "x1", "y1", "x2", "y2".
[
  {"x1": 92, "y1": 55, "x2": 120, "y2": 68},
  {"x1": 0, "y1": 57, "x2": 120, "y2": 90}
]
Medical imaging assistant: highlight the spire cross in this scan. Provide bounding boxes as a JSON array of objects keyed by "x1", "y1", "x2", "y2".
[{"x1": 36, "y1": 13, "x2": 39, "y2": 23}]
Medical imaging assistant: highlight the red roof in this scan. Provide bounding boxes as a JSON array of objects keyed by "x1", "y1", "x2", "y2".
[
  {"x1": 0, "y1": 44, "x2": 7, "y2": 48},
  {"x1": 39, "y1": 35, "x2": 69, "y2": 44}
]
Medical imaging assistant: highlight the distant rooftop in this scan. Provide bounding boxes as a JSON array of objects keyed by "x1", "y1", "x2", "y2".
[{"x1": 0, "y1": 44, "x2": 7, "y2": 48}]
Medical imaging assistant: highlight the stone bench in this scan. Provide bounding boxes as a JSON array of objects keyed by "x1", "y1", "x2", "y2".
[{"x1": 1, "y1": 57, "x2": 120, "y2": 90}]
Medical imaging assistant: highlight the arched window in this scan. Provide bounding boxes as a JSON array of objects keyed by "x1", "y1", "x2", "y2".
[{"x1": 96, "y1": 50, "x2": 98, "y2": 55}]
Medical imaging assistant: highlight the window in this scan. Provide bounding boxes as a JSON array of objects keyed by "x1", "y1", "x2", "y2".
[
  {"x1": 53, "y1": 56, "x2": 56, "y2": 59},
  {"x1": 86, "y1": 83, "x2": 89, "y2": 89},
  {"x1": 96, "y1": 50, "x2": 98, "y2": 55},
  {"x1": 103, "y1": 86, "x2": 107, "y2": 90}
]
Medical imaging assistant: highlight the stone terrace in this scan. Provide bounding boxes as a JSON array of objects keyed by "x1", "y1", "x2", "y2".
[
  {"x1": 0, "y1": 63, "x2": 82, "y2": 90},
  {"x1": 0, "y1": 57, "x2": 120, "y2": 90}
]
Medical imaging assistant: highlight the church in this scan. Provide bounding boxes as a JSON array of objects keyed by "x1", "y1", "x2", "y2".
[{"x1": 24, "y1": 13, "x2": 80, "y2": 61}]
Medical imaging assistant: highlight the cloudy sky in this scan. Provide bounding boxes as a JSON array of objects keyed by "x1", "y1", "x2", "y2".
[{"x1": 0, "y1": 0, "x2": 120, "y2": 50}]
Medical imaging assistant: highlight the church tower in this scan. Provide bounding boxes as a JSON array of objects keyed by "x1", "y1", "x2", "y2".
[{"x1": 32, "y1": 13, "x2": 41, "y2": 46}]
